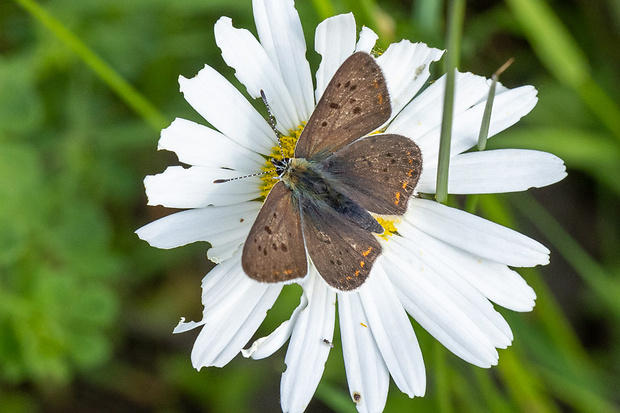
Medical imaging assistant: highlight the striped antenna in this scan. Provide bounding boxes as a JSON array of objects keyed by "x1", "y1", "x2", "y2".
[
  {"x1": 214, "y1": 90, "x2": 285, "y2": 184},
  {"x1": 213, "y1": 170, "x2": 273, "y2": 184},
  {"x1": 261, "y1": 89, "x2": 286, "y2": 159}
]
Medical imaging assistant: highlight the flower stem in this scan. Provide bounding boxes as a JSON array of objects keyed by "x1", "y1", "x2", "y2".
[
  {"x1": 436, "y1": 0, "x2": 465, "y2": 204},
  {"x1": 477, "y1": 58, "x2": 514, "y2": 151},
  {"x1": 13, "y1": 0, "x2": 168, "y2": 132}
]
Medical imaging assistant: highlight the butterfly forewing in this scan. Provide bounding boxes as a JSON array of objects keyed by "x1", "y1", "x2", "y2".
[
  {"x1": 242, "y1": 181, "x2": 308, "y2": 283},
  {"x1": 294, "y1": 52, "x2": 391, "y2": 160},
  {"x1": 299, "y1": 196, "x2": 382, "y2": 290},
  {"x1": 320, "y1": 134, "x2": 422, "y2": 215}
]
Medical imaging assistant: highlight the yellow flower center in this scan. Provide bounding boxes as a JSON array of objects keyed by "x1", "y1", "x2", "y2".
[
  {"x1": 259, "y1": 125, "x2": 304, "y2": 198},
  {"x1": 374, "y1": 216, "x2": 399, "y2": 240}
]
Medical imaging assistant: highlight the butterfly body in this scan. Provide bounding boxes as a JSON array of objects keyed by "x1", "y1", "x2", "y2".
[
  {"x1": 279, "y1": 157, "x2": 384, "y2": 234},
  {"x1": 242, "y1": 52, "x2": 422, "y2": 291}
]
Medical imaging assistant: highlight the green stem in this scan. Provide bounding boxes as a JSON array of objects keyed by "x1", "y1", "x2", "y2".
[
  {"x1": 14, "y1": 0, "x2": 168, "y2": 132},
  {"x1": 436, "y1": 0, "x2": 465, "y2": 203}
]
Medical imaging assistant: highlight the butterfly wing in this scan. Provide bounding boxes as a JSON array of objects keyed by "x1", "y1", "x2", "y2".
[
  {"x1": 300, "y1": 195, "x2": 382, "y2": 291},
  {"x1": 320, "y1": 134, "x2": 422, "y2": 215},
  {"x1": 242, "y1": 181, "x2": 308, "y2": 283},
  {"x1": 294, "y1": 52, "x2": 391, "y2": 161}
]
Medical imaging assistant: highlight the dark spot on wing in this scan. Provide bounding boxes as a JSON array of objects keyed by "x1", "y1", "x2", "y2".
[
  {"x1": 264, "y1": 226, "x2": 272, "y2": 234},
  {"x1": 329, "y1": 102, "x2": 340, "y2": 109},
  {"x1": 353, "y1": 107, "x2": 361, "y2": 114}
]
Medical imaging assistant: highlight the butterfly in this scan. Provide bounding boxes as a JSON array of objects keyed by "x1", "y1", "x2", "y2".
[{"x1": 242, "y1": 52, "x2": 422, "y2": 291}]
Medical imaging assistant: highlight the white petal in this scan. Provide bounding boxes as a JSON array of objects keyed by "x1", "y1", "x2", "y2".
[
  {"x1": 159, "y1": 118, "x2": 264, "y2": 171},
  {"x1": 253, "y1": 0, "x2": 314, "y2": 122},
  {"x1": 281, "y1": 270, "x2": 336, "y2": 413},
  {"x1": 338, "y1": 291, "x2": 389, "y2": 412},
  {"x1": 417, "y1": 149, "x2": 567, "y2": 194},
  {"x1": 389, "y1": 227, "x2": 515, "y2": 347},
  {"x1": 144, "y1": 166, "x2": 261, "y2": 208},
  {"x1": 215, "y1": 17, "x2": 301, "y2": 133},
  {"x1": 207, "y1": 239, "x2": 244, "y2": 264},
  {"x1": 355, "y1": 26, "x2": 378, "y2": 53},
  {"x1": 358, "y1": 263, "x2": 426, "y2": 397},
  {"x1": 376, "y1": 41, "x2": 443, "y2": 120},
  {"x1": 189, "y1": 252, "x2": 282, "y2": 368},
  {"x1": 381, "y1": 245, "x2": 502, "y2": 367},
  {"x1": 314, "y1": 13, "x2": 357, "y2": 101},
  {"x1": 242, "y1": 290, "x2": 308, "y2": 360},
  {"x1": 421, "y1": 83, "x2": 538, "y2": 166},
  {"x1": 179, "y1": 65, "x2": 275, "y2": 154},
  {"x1": 387, "y1": 71, "x2": 489, "y2": 141},
  {"x1": 395, "y1": 226, "x2": 536, "y2": 311},
  {"x1": 173, "y1": 317, "x2": 204, "y2": 334},
  {"x1": 462, "y1": 260, "x2": 537, "y2": 312},
  {"x1": 136, "y1": 202, "x2": 260, "y2": 250},
  {"x1": 406, "y1": 198, "x2": 550, "y2": 267},
  {"x1": 388, "y1": 72, "x2": 537, "y2": 168}
]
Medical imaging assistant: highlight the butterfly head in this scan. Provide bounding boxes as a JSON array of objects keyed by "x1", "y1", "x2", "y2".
[{"x1": 270, "y1": 157, "x2": 291, "y2": 177}]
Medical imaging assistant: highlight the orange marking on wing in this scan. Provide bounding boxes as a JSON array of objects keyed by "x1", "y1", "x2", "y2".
[
  {"x1": 402, "y1": 181, "x2": 409, "y2": 189},
  {"x1": 359, "y1": 261, "x2": 365, "y2": 268},
  {"x1": 284, "y1": 269, "x2": 293, "y2": 275},
  {"x1": 362, "y1": 247, "x2": 373, "y2": 256},
  {"x1": 407, "y1": 169, "x2": 414, "y2": 177},
  {"x1": 394, "y1": 192, "x2": 401, "y2": 205},
  {"x1": 377, "y1": 93, "x2": 384, "y2": 105}
]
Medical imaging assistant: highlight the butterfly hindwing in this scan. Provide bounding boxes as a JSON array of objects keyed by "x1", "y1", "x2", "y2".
[
  {"x1": 294, "y1": 52, "x2": 391, "y2": 160},
  {"x1": 299, "y1": 194, "x2": 382, "y2": 291},
  {"x1": 320, "y1": 134, "x2": 422, "y2": 215},
  {"x1": 242, "y1": 181, "x2": 308, "y2": 283}
]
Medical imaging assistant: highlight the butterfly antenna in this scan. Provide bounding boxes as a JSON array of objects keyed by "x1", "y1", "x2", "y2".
[
  {"x1": 215, "y1": 91, "x2": 284, "y2": 184},
  {"x1": 213, "y1": 170, "x2": 272, "y2": 184},
  {"x1": 260, "y1": 90, "x2": 286, "y2": 159}
]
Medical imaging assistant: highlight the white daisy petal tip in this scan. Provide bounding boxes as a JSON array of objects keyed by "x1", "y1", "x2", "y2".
[
  {"x1": 241, "y1": 291, "x2": 309, "y2": 360},
  {"x1": 355, "y1": 26, "x2": 379, "y2": 53},
  {"x1": 173, "y1": 317, "x2": 205, "y2": 334}
]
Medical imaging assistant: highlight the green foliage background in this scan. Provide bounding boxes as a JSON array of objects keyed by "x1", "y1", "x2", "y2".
[{"x1": 1, "y1": 0, "x2": 619, "y2": 411}]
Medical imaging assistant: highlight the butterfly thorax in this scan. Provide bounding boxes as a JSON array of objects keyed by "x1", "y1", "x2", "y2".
[{"x1": 273, "y1": 157, "x2": 383, "y2": 234}]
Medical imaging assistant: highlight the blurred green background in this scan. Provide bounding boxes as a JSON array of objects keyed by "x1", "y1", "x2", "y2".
[{"x1": 1, "y1": 0, "x2": 619, "y2": 411}]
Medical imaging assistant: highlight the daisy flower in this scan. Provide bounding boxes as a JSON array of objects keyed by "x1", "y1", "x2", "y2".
[{"x1": 136, "y1": 0, "x2": 566, "y2": 412}]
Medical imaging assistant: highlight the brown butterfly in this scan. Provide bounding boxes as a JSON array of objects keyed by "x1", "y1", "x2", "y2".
[{"x1": 242, "y1": 52, "x2": 422, "y2": 291}]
